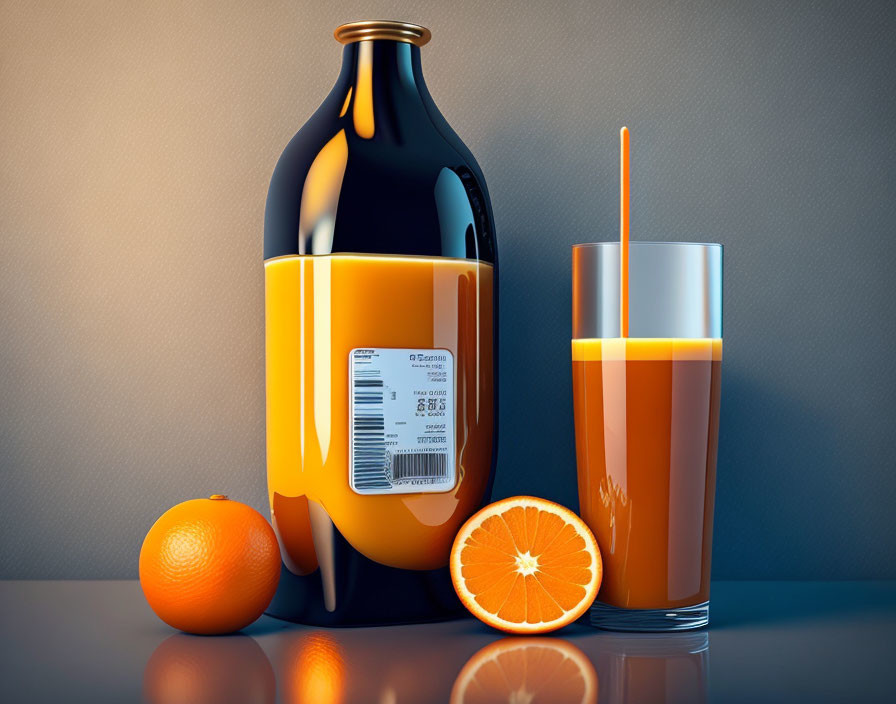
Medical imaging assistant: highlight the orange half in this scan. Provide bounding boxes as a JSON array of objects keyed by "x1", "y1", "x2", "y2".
[{"x1": 450, "y1": 496, "x2": 602, "y2": 634}]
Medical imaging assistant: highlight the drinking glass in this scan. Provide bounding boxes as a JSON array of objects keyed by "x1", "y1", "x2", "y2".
[{"x1": 572, "y1": 242, "x2": 722, "y2": 631}]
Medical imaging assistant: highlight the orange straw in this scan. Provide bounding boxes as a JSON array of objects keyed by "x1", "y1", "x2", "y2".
[{"x1": 620, "y1": 126, "x2": 630, "y2": 338}]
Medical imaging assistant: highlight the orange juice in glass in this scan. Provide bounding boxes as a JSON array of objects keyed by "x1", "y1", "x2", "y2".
[{"x1": 572, "y1": 242, "x2": 722, "y2": 630}]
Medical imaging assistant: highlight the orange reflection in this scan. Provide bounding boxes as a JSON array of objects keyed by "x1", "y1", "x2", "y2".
[
  {"x1": 143, "y1": 633, "x2": 274, "y2": 704},
  {"x1": 282, "y1": 631, "x2": 346, "y2": 704},
  {"x1": 297, "y1": 129, "x2": 348, "y2": 253},
  {"x1": 352, "y1": 40, "x2": 375, "y2": 138},
  {"x1": 452, "y1": 637, "x2": 598, "y2": 704},
  {"x1": 339, "y1": 86, "x2": 353, "y2": 117}
]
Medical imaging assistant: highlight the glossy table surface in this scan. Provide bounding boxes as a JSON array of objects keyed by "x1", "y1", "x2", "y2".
[{"x1": 1, "y1": 580, "x2": 894, "y2": 703}]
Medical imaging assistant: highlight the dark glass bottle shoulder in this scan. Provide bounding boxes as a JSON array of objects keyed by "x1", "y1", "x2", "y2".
[{"x1": 264, "y1": 41, "x2": 496, "y2": 264}]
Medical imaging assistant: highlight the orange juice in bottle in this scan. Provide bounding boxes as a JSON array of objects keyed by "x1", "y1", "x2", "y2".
[{"x1": 264, "y1": 21, "x2": 497, "y2": 625}]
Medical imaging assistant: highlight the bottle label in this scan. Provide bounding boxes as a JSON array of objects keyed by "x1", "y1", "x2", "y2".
[{"x1": 349, "y1": 348, "x2": 456, "y2": 495}]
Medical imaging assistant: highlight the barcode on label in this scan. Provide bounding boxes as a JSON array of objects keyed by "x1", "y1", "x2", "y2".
[
  {"x1": 351, "y1": 369, "x2": 390, "y2": 490},
  {"x1": 349, "y1": 347, "x2": 456, "y2": 495},
  {"x1": 391, "y1": 452, "x2": 449, "y2": 481}
]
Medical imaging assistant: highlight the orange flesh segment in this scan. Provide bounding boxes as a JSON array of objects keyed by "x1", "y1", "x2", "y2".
[{"x1": 454, "y1": 497, "x2": 601, "y2": 631}]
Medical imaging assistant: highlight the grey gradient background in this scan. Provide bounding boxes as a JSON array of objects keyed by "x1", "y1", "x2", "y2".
[{"x1": 1, "y1": 0, "x2": 894, "y2": 580}]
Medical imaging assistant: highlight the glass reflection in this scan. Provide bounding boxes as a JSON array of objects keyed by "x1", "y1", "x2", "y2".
[
  {"x1": 452, "y1": 637, "x2": 598, "y2": 704},
  {"x1": 143, "y1": 633, "x2": 275, "y2": 704},
  {"x1": 590, "y1": 631, "x2": 709, "y2": 704}
]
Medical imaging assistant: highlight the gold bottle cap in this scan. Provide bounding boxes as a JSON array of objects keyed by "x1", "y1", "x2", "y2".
[{"x1": 334, "y1": 20, "x2": 431, "y2": 47}]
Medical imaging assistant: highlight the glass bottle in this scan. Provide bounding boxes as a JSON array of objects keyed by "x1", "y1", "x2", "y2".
[{"x1": 264, "y1": 20, "x2": 497, "y2": 625}]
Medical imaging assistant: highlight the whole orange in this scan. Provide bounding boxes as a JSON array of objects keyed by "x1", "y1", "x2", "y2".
[{"x1": 139, "y1": 494, "x2": 281, "y2": 634}]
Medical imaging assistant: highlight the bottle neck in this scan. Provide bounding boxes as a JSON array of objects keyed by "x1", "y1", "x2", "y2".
[{"x1": 337, "y1": 40, "x2": 430, "y2": 140}]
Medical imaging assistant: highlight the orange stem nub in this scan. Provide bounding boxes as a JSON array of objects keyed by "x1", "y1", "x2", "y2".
[{"x1": 620, "y1": 126, "x2": 630, "y2": 338}]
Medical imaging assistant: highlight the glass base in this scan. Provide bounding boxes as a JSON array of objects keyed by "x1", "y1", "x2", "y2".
[{"x1": 590, "y1": 600, "x2": 709, "y2": 632}]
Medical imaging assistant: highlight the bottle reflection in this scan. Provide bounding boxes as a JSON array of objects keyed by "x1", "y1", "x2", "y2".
[
  {"x1": 281, "y1": 631, "x2": 346, "y2": 703},
  {"x1": 143, "y1": 633, "x2": 275, "y2": 704},
  {"x1": 451, "y1": 637, "x2": 598, "y2": 704},
  {"x1": 141, "y1": 628, "x2": 705, "y2": 703},
  {"x1": 275, "y1": 626, "x2": 464, "y2": 703},
  {"x1": 592, "y1": 632, "x2": 709, "y2": 704}
]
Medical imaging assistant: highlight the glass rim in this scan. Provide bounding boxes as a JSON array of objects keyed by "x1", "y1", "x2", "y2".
[{"x1": 573, "y1": 241, "x2": 722, "y2": 249}]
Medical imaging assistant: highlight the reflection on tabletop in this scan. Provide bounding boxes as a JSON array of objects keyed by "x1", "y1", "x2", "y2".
[
  {"x1": 452, "y1": 637, "x2": 597, "y2": 704},
  {"x1": 143, "y1": 622, "x2": 709, "y2": 704},
  {"x1": 143, "y1": 633, "x2": 276, "y2": 704},
  {"x1": 275, "y1": 627, "x2": 459, "y2": 704},
  {"x1": 589, "y1": 631, "x2": 709, "y2": 704}
]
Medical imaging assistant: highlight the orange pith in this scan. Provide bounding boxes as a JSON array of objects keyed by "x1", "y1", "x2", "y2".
[
  {"x1": 450, "y1": 496, "x2": 602, "y2": 634},
  {"x1": 450, "y1": 637, "x2": 598, "y2": 704}
]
